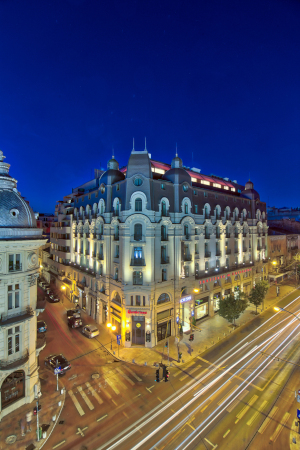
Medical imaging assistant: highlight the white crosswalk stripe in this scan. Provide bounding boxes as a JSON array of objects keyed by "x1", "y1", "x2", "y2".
[
  {"x1": 85, "y1": 382, "x2": 104, "y2": 405},
  {"x1": 106, "y1": 376, "x2": 121, "y2": 395},
  {"x1": 78, "y1": 386, "x2": 94, "y2": 410},
  {"x1": 124, "y1": 367, "x2": 142, "y2": 381},
  {"x1": 179, "y1": 366, "x2": 200, "y2": 381},
  {"x1": 116, "y1": 368, "x2": 135, "y2": 386},
  {"x1": 68, "y1": 389, "x2": 85, "y2": 416}
]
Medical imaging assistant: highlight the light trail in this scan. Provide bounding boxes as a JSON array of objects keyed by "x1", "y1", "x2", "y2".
[
  {"x1": 129, "y1": 313, "x2": 300, "y2": 450},
  {"x1": 98, "y1": 294, "x2": 300, "y2": 450}
]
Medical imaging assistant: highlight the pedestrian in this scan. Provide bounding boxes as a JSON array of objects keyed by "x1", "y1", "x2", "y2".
[
  {"x1": 20, "y1": 417, "x2": 25, "y2": 436},
  {"x1": 26, "y1": 410, "x2": 32, "y2": 432}
]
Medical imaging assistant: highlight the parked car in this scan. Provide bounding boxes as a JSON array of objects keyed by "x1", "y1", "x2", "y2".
[
  {"x1": 68, "y1": 317, "x2": 82, "y2": 328},
  {"x1": 48, "y1": 294, "x2": 59, "y2": 303},
  {"x1": 44, "y1": 354, "x2": 71, "y2": 375},
  {"x1": 67, "y1": 309, "x2": 81, "y2": 319},
  {"x1": 82, "y1": 324, "x2": 99, "y2": 339},
  {"x1": 37, "y1": 320, "x2": 47, "y2": 333}
]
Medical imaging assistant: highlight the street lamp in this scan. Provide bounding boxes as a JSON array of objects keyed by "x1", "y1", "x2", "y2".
[{"x1": 274, "y1": 306, "x2": 300, "y2": 321}]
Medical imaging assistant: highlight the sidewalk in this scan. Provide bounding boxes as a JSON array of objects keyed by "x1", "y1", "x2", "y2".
[
  {"x1": 0, "y1": 373, "x2": 65, "y2": 450},
  {"x1": 58, "y1": 279, "x2": 300, "y2": 369}
]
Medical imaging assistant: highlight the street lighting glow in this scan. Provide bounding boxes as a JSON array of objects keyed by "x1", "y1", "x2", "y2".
[
  {"x1": 107, "y1": 323, "x2": 112, "y2": 328},
  {"x1": 193, "y1": 288, "x2": 199, "y2": 293},
  {"x1": 274, "y1": 307, "x2": 280, "y2": 312},
  {"x1": 272, "y1": 261, "x2": 277, "y2": 265},
  {"x1": 112, "y1": 325, "x2": 117, "y2": 331},
  {"x1": 61, "y1": 286, "x2": 66, "y2": 290}
]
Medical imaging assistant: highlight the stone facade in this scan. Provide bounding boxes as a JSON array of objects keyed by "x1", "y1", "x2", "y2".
[{"x1": 47, "y1": 148, "x2": 268, "y2": 348}]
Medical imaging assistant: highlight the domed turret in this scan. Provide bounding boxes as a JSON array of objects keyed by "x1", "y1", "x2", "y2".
[
  {"x1": 241, "y1": 179, "x2": 260, "y2": 200},
  {"x1": 0, "y1": 150, "x2": 37, "y2": 229},
  {"x1": 162, "y1": 153, "x2": 191, "y2": 185},
  {"x1": 99, "y1": 155, "x2": 125, "y2": 185}
]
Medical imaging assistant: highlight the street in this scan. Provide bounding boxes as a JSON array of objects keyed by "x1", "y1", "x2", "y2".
[{"x1": 38, "y1": 289, "x2": 300, "y2": 450}]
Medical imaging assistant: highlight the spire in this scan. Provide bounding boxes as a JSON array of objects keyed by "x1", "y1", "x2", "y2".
[
  {"x1": 0, "y1": 150, "x2": 6, "y2": 162},
  {"x1": 144, "y1": 137, "x2": 147, "y2": 151},
  {"x1": 175, "y1": 143, "x2": 178, "y2": 157},
  {"x1": 132, "y1": 137, "x2": 135, "y2": 152}
]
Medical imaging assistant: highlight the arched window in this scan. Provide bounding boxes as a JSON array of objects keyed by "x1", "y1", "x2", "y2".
[
  {"x1": 184, "y1": 203, "x2": 188, "y2": 214},
  {"x1": 113, "y1": 292, "x2": 121, "y2": 305},
  {"x1": 216, "y1": 226, "x2": 220, "y2": 239},
  {"x1": 1, "y1": 370, "x2": 25, "y2": 409},
  {"x1": 134, "y1": 223, "x2": 142, "y2": 241},
  {"x1": 161, "y1": 225, "x2": 167, "y2": 241},
  {"x1": 114, "y1": 225, "x2": 119, "y2": 240},
  {"x1": 115, "y1": 200, "x2": 119, "y2": 216},
  {"x1": 157, "y1": 293, "x2": 170, "y2": 304},
  {"x1": 135, "y1": 198, "x2": 142, "y2": 212},
  {"x1": 115, "y1": 267, "x2": 119, "y2": 281},
  {"x1": 204, "y1": 205, "x2": 210, "y2": 218},
  {"x1": 162, "y1": 201, "x2": 167, "y2": 216},
  {"x1": 184, "y1": 224, "x2": 189, "y2": 238}
]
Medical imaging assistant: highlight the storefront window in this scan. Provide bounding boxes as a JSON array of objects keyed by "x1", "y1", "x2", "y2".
[
  {"x1": 213, "y1": 292, "x2": 221, "y2": 311},
  {"x1": 195, "y1": 297, "x2": 209, "y2": 320}
]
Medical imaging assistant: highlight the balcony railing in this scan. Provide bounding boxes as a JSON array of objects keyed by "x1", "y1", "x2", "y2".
[
  {"x1": 216, "y1": 250, "x2": 222, "y2": 257},
  {"x1": 161, "y1": 257, "x2": 170, "y2": 264},
  {"x1": 130, "y1": 258, "x2": 145, "y2": 266},
  {"x1": 0, "y1": 309, "x2": 34, "y2": 326},
  {"x1": 9, "y1": 264, "x2": 22, "y2": 272},
  {"x1": 183, "y1": 255, "x2": 192, "y2": 261},
  {"x1": 204, "y1": 251, "x2": 211, "y2": 258},
  {"x1": 161, "y1": 235, "x2": 168, "y2": 241},
  {"x1": 0, "y1": 349, "x2": 29, "y2": 371},
  {"x1": 97, "y1": 254, "x2": 104, "y2": 260},
  {"x1": 226, "y1": 249, "x2": 231, "y2": 255},
  {"x1": 205, "y1": 234, "x2": 210, "y2": 240}
]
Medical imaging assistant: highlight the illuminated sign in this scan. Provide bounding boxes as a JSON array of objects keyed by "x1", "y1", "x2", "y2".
[
  {"x1": 127, "y1": 310, "x2": 147, "y2": 314},
  {"x1": 180, "y1": 295, "x2": 192, "y2": 304}
]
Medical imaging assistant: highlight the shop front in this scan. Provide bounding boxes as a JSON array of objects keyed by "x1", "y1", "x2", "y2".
[
  {"x1": 125, "y1": 308, "x2": 150, "y2": 348},
  {"x1": 132, "y1": 316, "x2": 145, "y2": 345},
  {"x1": 1, "y1": 370, "x2": 25, "y2": 410},
  {"x1": 195, "y1": 296, "x2": 209, "y2": 320},
  {"x1": 213, "y1": 292, "x2": 221, "y2": 312},
  {"x1": 156, "y1": 308, "x2": 173, "y2": 342}
]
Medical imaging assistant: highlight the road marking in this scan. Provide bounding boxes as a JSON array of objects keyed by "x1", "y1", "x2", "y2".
[
  {"x1": 116, "y1": 368, "x2": 135, "y2": 386},
  {"x1": 204, "y1": 437, "x2": 218, "y2": 448},
  {"x1": 52, "y1": 440, "x2": 66, "y2": 449},
  {"x1": 247, "y1": 400, "x2": 268, "y2": 426},
  {"x1": 270, "y1": 412, "x2": 290, "y2": 442},
  {"x1": 235, "y1": 394, "x2": 258, "y2": 423},
  {"x1": 78, "y1": 386, "x2": 94, "y2": 410},
  {"x1": 179, "y1": 366, "x2": 200, "y2": 381},
  {"x1": 112, "y1": 399, "x2": 118, "y2": 406},
  {"x1": 68, "y1": 389, "x2": 85, "y2": 416},
  {"x1": 201, "y1": 400, "x2": 212, "y2": 413},
  {"x1": 123, "y1": 411, "x2": 129, "y2": 419},
  {"x1": 258, "y1": 406, "x2": 278, "y2": 434},
  {"x1": 146, "y1": 385, "x2": 155, "y2": 393},
  {"x1": 223, "y1": 429, "x2": 230, "y2": 438},
  {"x1": 106, "y1": 377, "x2": 120, "y2": 395},
  {"x1": 226, "y1": 390, "x2": 248, "y2": 413},
  {"x1": 134, "y1": 394, "x2": 141, "y2": 398},
  {"x1": 187, "y1": 422, "x2": 195, "y2": 431},
  {"x1": 172, "y1": 369, "x2": 181, "y2": 377},
  {"x1": 85, "y1": 382, "x2": 103, "y2": 405},
  {"x1": 124, "y1": 367, "x2": 142, "y2": 381},
  {"x1": 217, "y1": 384, "x2": 239, "y2": 406},
  {"x1": 97, "y1": 414, "x2": 108, "y2": 422},
  {"x1": 76, "y1": 426, "x2": 88, "y2": 436},
  {"x1": 102, "y1": 388, "x2": 112, "y2": 400},
  {"x1": 111, "y1": 373, "x2": 128, "y2": 391},
  {"x1": 174, "y1": 361, "x2": 195, "y2": 378},
  {"x1": 157, "y1": 397, "x2": 163, "y2": 403}
]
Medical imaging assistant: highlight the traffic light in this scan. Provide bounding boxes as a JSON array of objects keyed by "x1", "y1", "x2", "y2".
[
  {"x1": 163, "y1": 365, "x2": 170, "y2": 382},
  {"x1": 189, "y1": 334, "x2": 194, "y2": 341},
  {"x1": 155, "y1": 369, "x2": 160, "y2": 382},
  {"x1": 33, "y1": 404, "x2": 42, "y2": 415}
]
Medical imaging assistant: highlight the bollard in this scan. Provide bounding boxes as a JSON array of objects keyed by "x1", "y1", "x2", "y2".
[
  {"x1": 60, "y1": 389, "x2": 64, "y2": 395},
  {"x1": 144, "y1": 362, "x2": 147, "y2": 366},
  {"x1": 58, "y1": 401, "x2": 61, "y2": 407},
  {"x1": 42, "y1": 432, "x2": 47, "y2": 439},
  {"x1": 52, "y1": 415, "x2": 56, "y2": 422}
]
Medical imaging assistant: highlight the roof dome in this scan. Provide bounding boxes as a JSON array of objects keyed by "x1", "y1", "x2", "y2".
[
  {"x1": 0, "y1": 151, "x2": 38, "y2": 231},
  {"x1": 162, "y1": 154, "x2": 191, "y2": 184},
  {"x1": 107, "y1": 156, "x2": 119, "y2": 171},
  {"x1": 241, "y1": 179, "x2": 260, "y2": 200},
  {"x1": 99, "y1": 169, "x2": 125, "y2": 186}
]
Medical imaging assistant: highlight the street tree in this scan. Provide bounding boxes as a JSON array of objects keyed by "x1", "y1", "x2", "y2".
[
  {"x1": 218, "y1": 292, "x2": 248, "y2": 327},
  {"x1": 248, "y1": 280, "x2": 269, "y2": 314}
]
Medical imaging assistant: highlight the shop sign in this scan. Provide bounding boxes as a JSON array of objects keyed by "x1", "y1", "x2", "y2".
[
  {"x1": 128, "y1": 310, "x2": 147, "y2": 315},
  {"x1": 136, "y1": 323, "x2": 141, "y2": 328},
  {"x1": 180, "y1": 295, "x2": 192, "y2": 304}
]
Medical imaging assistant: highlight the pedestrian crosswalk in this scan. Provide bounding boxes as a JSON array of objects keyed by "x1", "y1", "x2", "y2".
[{"x1": 68, "y1": 366, "x2": 142, "y2": 416}]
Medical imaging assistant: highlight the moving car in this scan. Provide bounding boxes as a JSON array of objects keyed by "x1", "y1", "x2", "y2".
[
  {"x1": 82, "y1": 324, "x2": 99, "y2": 339},
  {"x1": 68, "y1": 317, "x2": 82, "y2": 328},
  {"x1": 44, "y1": 354, "x2": 71, "y2": 375},
  {"x1": 48, "y1": 293, "x2": 59, "y2": 303},
  {"x1": 37, "y1": 320, "x2": 47, "y2": 333},
  {"x1": 67, "y1": 309, "x2": 81, "y2": 319}
]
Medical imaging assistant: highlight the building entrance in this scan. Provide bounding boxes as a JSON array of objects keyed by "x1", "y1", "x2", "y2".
[
  {"x1": 1, "y1": 370, "x2": 25, "y2": 409},
  {"x1": 132, "y1": 316, "x2": 145, "y2": 345},
  {"x1": 157, "y1": 320, "x2": 171, "y2": 342}
]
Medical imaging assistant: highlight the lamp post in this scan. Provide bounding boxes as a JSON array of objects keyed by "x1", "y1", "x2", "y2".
[{"x1": 274, "y1": 306, "x2": 300, "y2": 321}]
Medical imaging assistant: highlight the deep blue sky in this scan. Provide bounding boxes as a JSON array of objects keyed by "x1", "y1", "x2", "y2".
[{"x1": 1, "y1": 0, "x2": 299, "y2": 212}]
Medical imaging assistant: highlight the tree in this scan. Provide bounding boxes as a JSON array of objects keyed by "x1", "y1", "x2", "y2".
[
  {"x1": 248, "y1": 281, "x2": 269, "y2": 314},
  {"x1": 218, "y1": 293, "x2": 248, "y2": 327}
]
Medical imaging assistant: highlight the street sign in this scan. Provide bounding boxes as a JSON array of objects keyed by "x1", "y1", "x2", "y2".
[
  {"x1": 54, "y1": 367, "x2": 61, "y2": 375},
  {"x1": 297, "y1": 410, "x2": 300, "y2": 419},
  {"x1": 116, "y1": 334, "x2": 121, "y2": 345},
  {"x1": 297, "y1": 390, "x2": 300, "y2": 403}
]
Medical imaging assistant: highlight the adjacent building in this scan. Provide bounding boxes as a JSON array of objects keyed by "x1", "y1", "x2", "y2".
[
  {"x1": 46, "y1": 146, "x2": 268, "y2": 348},
  {"x1": 0, "y1": 151, "x2": 47, "y2": 419}
]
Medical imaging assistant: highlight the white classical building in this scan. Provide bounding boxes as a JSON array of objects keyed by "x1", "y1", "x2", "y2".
[
  {"x1": 47, "y1": 146, "x2": 268, "y2": 348},
  {"x1": 0, "y1": 151, "x2": 46, "y2": 419}
]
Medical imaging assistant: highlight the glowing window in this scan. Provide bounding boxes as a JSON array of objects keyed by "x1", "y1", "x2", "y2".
[
  {"x1": 201, "y1": 180, "x2": 210, "y2": 186},
  {"x1": 213, "y1": 183, "x2": 221, "y2": 188}
]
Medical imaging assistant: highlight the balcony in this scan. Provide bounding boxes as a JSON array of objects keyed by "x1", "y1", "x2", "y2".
[
  {"x1": 36, "y1": 336, "x2": 46, "y2": 352},
  {"x1": 161, "y1": 235, "x2": 169, "y2": 241},
  {"x1": 0, "y1": 309, "x2": 34, "y2": 326},
  {"x1": 97, "y1": 254, "x2": 104, "y2": 260},
  {"x1": 83, "y1": 233, "x2": 90, "y2": 239},
  {"x1": 205, "y1": 234, "x2": 210, "y2": 240},
  {"x1": 114, "y1": 235, "x2": 119, "y2": 241},
  {"x1": 161, "y1": 257, "x2": 170, "y2": 264},
  {"x1": 204, "y1": 251, "x2": 211, "y2": 258},
  {"x1": 225, "y1": 233, "x2": 230, "y2": 239},
  {"x1": 183, "y1": 254, "x2": 192, "y2": 262},
  {"x1": 77, "y1": 233, "x2": 83, "y2": 238},
  {"x1": 225, "y1": 249, "x2": 231, "y2": 255},
  {"x1": 130, "y1": 258, "x2": 145, "y2": 266},
  {"x1": 8, "y1": 264, "x2": 22, "y2": 272},
  {"x1": 216, "y1": 233, "x2": 221, "y2": 239},
  {"x1": 0, "y1": 349, "x2": 29, "y2": 371},
  {"x1": 36, "y1": 299, "x2": 46, "y2": 313},
  {"x1": 85, "y1": 250, "x2": 90, "y2": 257},
  {"x1": 195, "y1": 253, "x2": 200, "y2": 259},
  {"x1": 216, "y1": 250, "x2": 222, "y2": 257},
  {"x1": 91, "y1": 251, "x2": 96, "y2": 258}
]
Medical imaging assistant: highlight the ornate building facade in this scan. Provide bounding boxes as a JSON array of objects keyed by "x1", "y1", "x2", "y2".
[
  {"x1": 47, "y1": 146, "x2": 268, "y2": 348},
  {"x1": 0, "y1": 151, "x2": 46, "y2": 419}
]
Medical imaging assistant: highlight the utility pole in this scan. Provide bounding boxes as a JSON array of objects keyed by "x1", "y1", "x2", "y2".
[{"x1": 36, "y1": 399, "x2": 40, "y2": 441}]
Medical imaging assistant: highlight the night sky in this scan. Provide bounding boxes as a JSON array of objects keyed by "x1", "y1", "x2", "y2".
[{"x1": 0, "y1": 0, "x2": 299, "y2": 212}]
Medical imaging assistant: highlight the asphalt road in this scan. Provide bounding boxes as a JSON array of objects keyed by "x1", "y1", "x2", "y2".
[{"x1": 38, "y1": 288, "x2": 300, "y2": 450}]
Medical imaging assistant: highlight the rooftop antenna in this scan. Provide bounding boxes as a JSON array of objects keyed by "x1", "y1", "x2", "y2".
[
  {"x1": 144, "y1": 137, "x2": 147, "y2": 151},
  {"x1": 175, "y1": 142, "x2": 178, "y2": 157},
  {"x1": 112, "y1": 147, "x2": 114, "y2": 158},
  {"x1": 133, "y1": 137, "x2": 135, "y2": 151}
]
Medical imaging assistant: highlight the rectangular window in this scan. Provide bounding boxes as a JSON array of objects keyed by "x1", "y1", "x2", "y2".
[
  {"x1": 136, "y1": 295, "x2": 141, "y2": 306},
  {"x1": 115, "y1": 245, "x2": 119, "y2": 258},
  {"x1": 131, "y1": 296, "x2": 133, "y2": 306},
  {"x1": 8, "y1": 254, "x2": 21, "y2": 272},
  {"x1": 134, "y1": 247, "x2": 143, "y2": 259},
  {"x1": 194, "y1": 205, "x2": 198, "y2": 214},
  {"x1": 201, "y1": 180, "x2": 210, "y2": 186},
  {"x1": 231, "y1": 187, "x2": 236, "y2": 192},
  {"x1": 133, "y1": 271, "x2": 143, "y2": 285},
  {"x1": 143, "y1": 296, "x2": 146, "y2": 306},
  {"x1": 213, "y1": 183, "x2": 221, "y2": 188},
  {"x1": 162, "y1": 268, "x2": 167, "y2": 281},
  {"x1": 116, "y1": 184, "x2": 120, "y2": 191},
  {"x1": 161, "y1": 183, "x2": 165, "y2": 190},
  {"x1": 223, "y1": 186, "x2": 229, "y2": 190},
  {"x1": 7, "y1": 327, "x2": 20, "y2": 356},
  {"x1": 8, "y1": 336, "x2": 13, "y2": 355},
  {"x1": 7, "y1": 284, "x2": 20, "y2": 310}
]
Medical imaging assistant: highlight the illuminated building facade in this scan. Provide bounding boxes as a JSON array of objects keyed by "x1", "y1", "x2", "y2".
[
  {"x1": 48, "y1": 146, "x2": 268, "y2": 348},
  {"x1": 0, "y1": 151, "x2": 46, "y2": 419}
]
